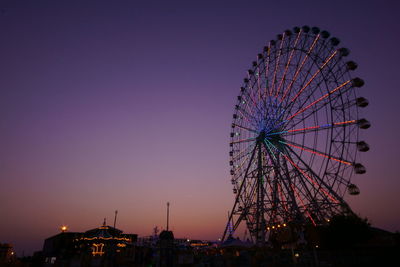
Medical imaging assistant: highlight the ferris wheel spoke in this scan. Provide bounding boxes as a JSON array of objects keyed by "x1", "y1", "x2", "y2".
[
  {"x1": 286, "y1": 80, "x2": 351, "y2": 121},
  {"x1": 230, "y1": 138, "x2": 257, "y2": 145},
  {"x1": 268, "y1": 119, "x2": 357, "y2": 137},
  {"x1": 276, "y1": 30, "x2": 302, "y2": 96},
  {"x1": 285, "y1": 92, "x2": 355, "y2": 131},
  {"x1": 264, "y1": 44, "x2": 272, "y2": 98},
  {"x1": 285, "y1": 146, "x2": 347, "y2": 205},
  {"x1": 255, "y1": 59, "x2": 269, "y2": 107},
  {"x1": 232, "y1": 152, "x2": 252, "y2": 167},
  {"x1": 242, "y1": 89, "x2": 265, "y2": 119},
  {"x1": 279, "y1": 151, "x2": 339, "y2": 204},
  {"x1": 291, "y1": 60, "x2": 344, "y2": 116},
  {"x1": 263, "y1": 140, "x2": 278, "y2": 161},
  {"x1": 279, "y1": 153, "x2": 321, "y2": 213},
  {"x1": 234, "y1": 157, "x2": 253, "y2": 177},
  {"x1": 290, "y1": 183, "x2": 317, "y2": 226},
  {"x1": 236, "y1": 145, "x2": 260, "y2": 179},
  {"x1": 281, "y1": 34, "x2": 321, "y2": 102},
  {"x1": 256, "y1": 67, "x2": 262, "y2": 103},
  {"x1": 245, "y1": 85, "x2": 260, "y2": 112},
  {"x1": 262, "y1": 142, "x2": 302, "y2": 221},
  {"x1": 279, "y1": 140, "x2": 352, "y2": 166},
  {"x1": 232, "y1": 123, "x2": 258, "y2": 133},
  {"x1": 289, "y1": 50, "x2": 339, "y2": 104},
  {"x1": 286, "y1": 58, "x2": 350, "y2": 120},
  {"x1": 232, "y1": 143, "x2": 256, "y2": 164},
  {"x1": 265, "y1": 100, "x2": 287, "y2": 130},
  {"x1": 270, "y1": 33, "x2": 286, "y2": 96},
  {"x1": 286, "y1": 102, "x2": 357, "y2": 134},
  {"x1": 237, "y1": 109, "x2": 260, "y2": 129},
  {"x1": 281, "y1": 48, "x2": 341, "y2": 119},
  {"x1": 263, "y1": 128, "x2": 340, "y2": 205}
]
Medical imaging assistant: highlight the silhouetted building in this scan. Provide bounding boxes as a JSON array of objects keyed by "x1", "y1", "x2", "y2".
[
  {"x1": 42, "y1": 220, "x2": 137, "y2": 266},
  {"x1": 158, "y1": 230, "x2": 174, "y2": 267},
  {"x1": 0, "y1": 243, "x2": 15, "y2": 264},
  {"x1": 42, "y1": 232, "x2": 82, "y2": 264}
]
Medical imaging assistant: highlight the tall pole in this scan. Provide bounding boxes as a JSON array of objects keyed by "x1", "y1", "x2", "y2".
[
  {"x1": 166, "y1": 202, "x2": 170, "y2": 231},
  {"x1": 113, "y1": 210, "x2": 118, "y2": 228}
]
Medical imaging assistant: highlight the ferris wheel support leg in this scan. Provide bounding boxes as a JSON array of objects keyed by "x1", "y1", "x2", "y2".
[
  {"x1": 221, "y1": 144, "x2": 258, "y2": 242},
  {"x1": 255, "y1": 142, "x2": 267, "y2": 246}
]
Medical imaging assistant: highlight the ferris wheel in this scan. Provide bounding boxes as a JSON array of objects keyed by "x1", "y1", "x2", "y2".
[{"x1": 223, "y1": 26, "x2": 370, "y2": 245}]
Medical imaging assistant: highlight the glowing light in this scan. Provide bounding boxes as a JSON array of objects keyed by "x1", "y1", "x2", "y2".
[
  {"x1": 281, "y1": 141, "x2": 352, "y2": 165},
  {"x1": 290, "y1": 50, "x2": 338, "y2": 103},
  {"x1": 276, "y1": 30, "x2": 302, "y2": 96},
  {"x1": 92, "y1": 243, "x2": 105, "y2": 256},
  {"x1": 271, "y1": 32, "x2": 286, "y2": 96},
  {"x1": 283, "y1": 223, "x2": 286, "y2": 227},
  {"x1": 83, "y1": 237, "x2": 131, "y2": 241},
  {"x1": 287, "y1": 80, "x2": 351, "y2": 121},
  {"x1": 284, "y1": 154, "x2": 339, "y2": 204},
  {"x1": 269, "y1": 120, "x2": 357, "y2": 136},
  {"x1": 281, "y1": 34, "x2": 320, "y2": 101},
  {"x1": 291, "y1": 183, "x2": 317, "y2": 226},
  {"x1": 264, "y1": 43, "x2": 272, "y2": 97},
  {"x1": 334, "y1": 120, "x2": 356, "y2": 126},
  {"x1": 295, "y1": 253, "x2": 300, "y2": 257},
  {"x1": 288, "y1": 125, "x2": 320, "y2": 133},
  {"x1": 60, "y1": 225, "x2": 68, "y2": 232},
  {"x1": 263, "y1": 139, "x2": 339, "y2": 206}
]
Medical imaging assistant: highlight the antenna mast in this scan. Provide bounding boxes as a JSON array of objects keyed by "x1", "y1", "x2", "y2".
[
  {"x1": 113, "y1": 210, "x2": 118, "y2": 228},
  {"x1": 166, "y1": 202, "x2": 170, "y2": 231}
]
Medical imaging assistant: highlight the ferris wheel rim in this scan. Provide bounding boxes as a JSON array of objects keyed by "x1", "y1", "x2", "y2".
[{"x1": 224, "y1": 26, "x2": 369, "y2": 243}]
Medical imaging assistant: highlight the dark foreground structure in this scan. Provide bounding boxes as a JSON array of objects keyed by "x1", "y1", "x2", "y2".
[
  {"x1": 41, "y1": 220, "x2": 137, "y2": 266},
  {"x1": 6, "y1": 216, "x2": 400, "y2": 267}
]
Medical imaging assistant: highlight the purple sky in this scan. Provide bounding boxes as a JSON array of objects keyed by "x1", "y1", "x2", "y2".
[{"x1": 1, "y1": 0, "x2": 399, "y2": 255}]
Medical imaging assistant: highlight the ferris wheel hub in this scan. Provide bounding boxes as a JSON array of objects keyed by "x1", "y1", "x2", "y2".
[{"x1": 256, "y1": 131, "x2": 266, "y2": 142}]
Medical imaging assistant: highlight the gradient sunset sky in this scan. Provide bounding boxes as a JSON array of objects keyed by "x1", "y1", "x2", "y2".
[{"x1": 1, "y1": 0, "x2": 399, "y2": 255}]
